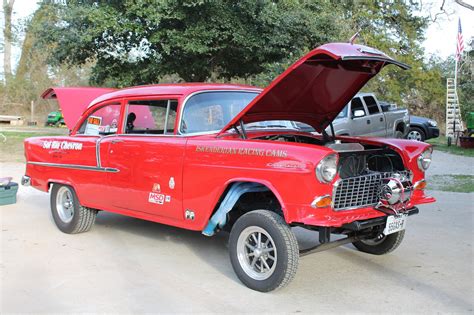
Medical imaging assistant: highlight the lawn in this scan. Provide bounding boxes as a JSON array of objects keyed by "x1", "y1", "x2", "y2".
[
  {"x1": 0, "y1": 129, "x2": 67, "y2": 162},
  {"x1": 427, "y1": 136, "x2": 474, "y2": 157},
  {"x1": 428, "y1": 175, "x2": 474, "y2": 193}
]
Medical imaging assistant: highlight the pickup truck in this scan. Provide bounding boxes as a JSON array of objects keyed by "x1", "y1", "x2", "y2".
[{"x1": 330, "y1": 93, "x2": 409, "y2": 138}]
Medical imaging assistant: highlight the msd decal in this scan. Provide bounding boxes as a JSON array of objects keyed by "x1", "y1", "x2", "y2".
[
  {"x1": 149, "y1": 192, "x2": 165, "y2": 205},
  {"x1": 148, "y1": 192, "x2": 172, "y2": 205}
]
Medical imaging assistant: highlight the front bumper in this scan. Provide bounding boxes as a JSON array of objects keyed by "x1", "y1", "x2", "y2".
[
  {"x1": 287, "y1": 190, "x2": 434, "y2": 228},
  {"x1": 427, "y1": 126, "x2": 440, "y2": 139},
  {"x1": 341, "y1": 207, "x2": 418, "y2": 231}
]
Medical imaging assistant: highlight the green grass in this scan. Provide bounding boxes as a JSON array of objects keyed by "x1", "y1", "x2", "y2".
[
  {"x1": 428, "y1": 175, "x2": 474, "y2": 193},
  {"x1": 427, "y1": 137, "x2": 474, "y2": 157},
  {"x1": 0, "y1": 130, "x2": 66, "y2": 162}
]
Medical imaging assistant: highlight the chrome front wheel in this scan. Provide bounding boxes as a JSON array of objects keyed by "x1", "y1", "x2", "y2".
[
  {"x1": 229, "y1": 210, "x2": 299, "y2": 292},
  {"x1": 236, "y1": 226, "x2": 277, "y2": 281}
]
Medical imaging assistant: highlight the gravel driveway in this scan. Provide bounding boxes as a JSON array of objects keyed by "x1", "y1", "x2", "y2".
[{"x1": 1, "y1": 151, "x2": 473, "y2": 313}]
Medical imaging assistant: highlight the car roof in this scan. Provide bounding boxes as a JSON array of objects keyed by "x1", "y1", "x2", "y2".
[{"x1": 88, "y1": 83, "x2": 262, "y2": 108}]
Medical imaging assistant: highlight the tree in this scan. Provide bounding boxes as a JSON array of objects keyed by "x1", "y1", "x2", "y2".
[
  {"x1": 2, "y1": 0, "x2": 15, "y2": 83},
  {"x1": 35, "y1": 0, "x2": 341, "y2": 87}
]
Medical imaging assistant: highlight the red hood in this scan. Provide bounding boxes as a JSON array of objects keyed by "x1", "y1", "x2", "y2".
[
  {"x1": 219, "y1": 43, "x2": 408, "y2": 134},
  {"x1": 42, "y1": 87, "x2": 116, "y2": 129}
]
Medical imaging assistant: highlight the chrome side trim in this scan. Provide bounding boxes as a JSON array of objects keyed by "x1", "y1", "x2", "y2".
[{"x1": 28, "y1": 161, "x2": 119, "y2": 173}]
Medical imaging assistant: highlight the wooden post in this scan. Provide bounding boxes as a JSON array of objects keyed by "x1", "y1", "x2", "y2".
[{"x1": 30, "y1": 100, "x2": 34, "y2": 123}]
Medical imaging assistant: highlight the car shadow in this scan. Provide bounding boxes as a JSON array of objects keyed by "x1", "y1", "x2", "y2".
[{"x1": 93, "y1": 211, "x2": 323, "y2": 285}]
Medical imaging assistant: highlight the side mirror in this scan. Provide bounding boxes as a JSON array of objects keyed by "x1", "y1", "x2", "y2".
[{"x1": 352, "y1": 109, "x2": 365, "y2": 118}]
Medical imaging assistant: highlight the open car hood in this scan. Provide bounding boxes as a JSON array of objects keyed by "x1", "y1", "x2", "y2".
[
  {"x1": 42, "y1": 87, "x2": 116, "y2": 129},
  {"x1": 219, "y1": 43, "x2": 409, "y2": 134}
]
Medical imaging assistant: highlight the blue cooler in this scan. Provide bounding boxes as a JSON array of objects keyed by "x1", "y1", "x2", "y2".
[{"x1": 0, "y1": 182, "x2": 19, "y2": 205}]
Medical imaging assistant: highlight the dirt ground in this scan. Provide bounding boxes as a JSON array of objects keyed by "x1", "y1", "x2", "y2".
[{"x1": 0, "y1": 152, "x2": 473, "y2": 313}]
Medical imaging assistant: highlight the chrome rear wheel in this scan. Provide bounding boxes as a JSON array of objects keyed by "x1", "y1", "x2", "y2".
[{"x1": 56, "y1": 186, "x2": 75, "y2": 223}]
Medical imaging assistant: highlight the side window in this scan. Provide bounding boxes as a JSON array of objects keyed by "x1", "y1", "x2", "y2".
[
  {"x1": 351, "y1": 98, "x2": 366, "y2": 117},
  {"x1": 125, "y1": 99, "x2": 178, "y2": 134},
  {"x1": 77, "y1": 103, "x2": 121, "y2": 136},
  {"x1": 363, "y1": 96, "x2": 380, "y2": 115}
]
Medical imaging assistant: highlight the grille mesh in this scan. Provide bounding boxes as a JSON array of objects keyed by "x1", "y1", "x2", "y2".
[{"x1": 333, "y1": 171, "x2": 410, "y2": 210}]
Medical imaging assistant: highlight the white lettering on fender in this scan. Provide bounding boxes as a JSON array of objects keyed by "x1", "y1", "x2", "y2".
[{"x1": 42, "y1": 140, "x2": 83, "y2": 151}]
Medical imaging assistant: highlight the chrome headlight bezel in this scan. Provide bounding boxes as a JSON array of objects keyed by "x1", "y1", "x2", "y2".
[
  {"x1": 417, "y1": 147, "x2": 433, "y2": 171},
  {"x1": 316, "y1": 153, "x2": 338, "y2": 183}
]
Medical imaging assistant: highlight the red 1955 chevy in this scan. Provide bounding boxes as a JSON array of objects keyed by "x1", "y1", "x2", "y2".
[{"x1": 22, "y1": 43, "x2": 435, "y2": 292}]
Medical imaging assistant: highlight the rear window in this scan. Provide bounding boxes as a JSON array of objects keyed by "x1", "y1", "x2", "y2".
[
  {"x1": 126, "y1": 99, "x2": 178, "y2": 134},
  {"x1": 363, "y1": 96, "x2": 380, "y2": 115},
  {"x1": 180, "y1": 91, "x2": 258, "y2": 134}
]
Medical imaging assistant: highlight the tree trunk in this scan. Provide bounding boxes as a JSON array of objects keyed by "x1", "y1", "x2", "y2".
[{"x1": 3, "y1": 0, "x2": 15, "y2": 82}]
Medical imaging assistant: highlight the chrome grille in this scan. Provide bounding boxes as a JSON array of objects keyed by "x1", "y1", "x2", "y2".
[{"x1": 333, "y1": 171, "x2": 410, "y2": 210}]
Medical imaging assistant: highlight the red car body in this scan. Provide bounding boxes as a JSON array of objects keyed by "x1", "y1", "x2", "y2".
[{"x1": 23, "y1": 42, "x2": 435, "y2": 291}]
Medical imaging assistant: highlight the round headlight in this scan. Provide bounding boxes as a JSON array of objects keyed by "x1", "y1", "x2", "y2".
[
  {"x1": 316, "y1": 153, "x2": 338, "y2": 183},
  {"x1": 428, "y1": 119, "x2": 437, "y2": 127},
  {"x1": 417, "y1": 147, "x2": 432, "y2": 171}
]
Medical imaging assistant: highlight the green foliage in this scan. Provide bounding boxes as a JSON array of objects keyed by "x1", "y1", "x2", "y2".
[{"x1": 35, "y1": 0, "x2": 340, "y2": 87}]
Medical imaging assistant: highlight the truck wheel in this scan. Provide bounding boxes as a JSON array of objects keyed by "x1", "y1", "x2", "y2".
[
  {"x1": 407, "y1": 127, "x2": 425, "y2": 141},
  {"x1": 50, "y1": 184, "x2": 97, "y2": 234},
  {"x1": 352, "y1": 230, "x2": 405, "y2": 255},
  {"x1": 229, "y1": 210, "x2": 299, "y2": 292}
]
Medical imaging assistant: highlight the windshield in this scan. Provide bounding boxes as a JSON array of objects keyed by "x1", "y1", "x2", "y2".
[
  {"x1": 180, "y1": 91, "x2": 258, "y2": 134},
  {"x1": 336, "y1": 105, "x2": 349, "y2": 119}
]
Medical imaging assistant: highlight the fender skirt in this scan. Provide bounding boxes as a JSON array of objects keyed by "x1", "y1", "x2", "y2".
[{"x1": 202, "y1": 182, "x2": 269, "y2": 236}]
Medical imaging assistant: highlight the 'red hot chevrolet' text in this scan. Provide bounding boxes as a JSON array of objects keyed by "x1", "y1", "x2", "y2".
[{"x1": 23, "y1": 43, "x2": 435, "y2": 292}]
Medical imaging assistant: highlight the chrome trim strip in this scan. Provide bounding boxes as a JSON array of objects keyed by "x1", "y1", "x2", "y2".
[
  {"x1": 177, "y1": 89, "x2": 261, "y2": 136},
  {"x1": 28, "y1": 161, "x2": 119, "y2": 173}
]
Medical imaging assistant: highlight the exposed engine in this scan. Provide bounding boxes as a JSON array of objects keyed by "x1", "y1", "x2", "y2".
[{"x1": 255, "y1": 134, "x2": 412, "y2": 211}]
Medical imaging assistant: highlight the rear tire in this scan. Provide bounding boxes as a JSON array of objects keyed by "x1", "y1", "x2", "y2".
[
  {"x1": 50, "y1": 184, "x2": 97, "y2": 234},
  {"x1": 352, "y1": 230, "x2": 405, "y2": 255},
  {"x1": 229, "y1": 210, "x2": 299, "y2": 292}
]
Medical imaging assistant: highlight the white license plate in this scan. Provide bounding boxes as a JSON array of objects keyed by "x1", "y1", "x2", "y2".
[{"x1": 383, "y1": 213, "x2": 408, "y2": 236}]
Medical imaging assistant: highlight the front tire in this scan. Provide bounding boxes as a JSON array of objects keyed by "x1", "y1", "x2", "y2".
[
  {"x1": 407, "y1": 127, "x2": 426, "y2": 141},
  {"x1": 229, "y1": 210, "x2": 299, "y2": 292},
  {"x1": 50, "y1": 184, "x2": 97, "y2": 234},
  {"x1": 352, "y1": 230, "x2": 405, "y2": 255}
]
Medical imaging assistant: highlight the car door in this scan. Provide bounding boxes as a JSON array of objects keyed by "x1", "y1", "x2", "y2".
[
  {"x1": 362, "y1": 95, "x2": 386, "y2": 137},
  {"x1": 67, "y1": 102, "x2": 122, "y2": 209},
  {"x1": 101, "y1": 98, "x2": 186, "y2": 222},
  {"x1": 349, "y1": 97, "x2": 370, "y2": 136}
]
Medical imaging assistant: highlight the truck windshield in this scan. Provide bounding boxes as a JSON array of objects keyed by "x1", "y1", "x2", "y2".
[
  {"x1": 180, "y1": 91, "x2": 258, "y2": 134},
  {"x1": 336, "y1": 105, "x2": 349, "y2": 118}
]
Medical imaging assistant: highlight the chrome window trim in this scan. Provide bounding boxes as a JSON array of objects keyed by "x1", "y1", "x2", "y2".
[
  {"x1": 28, "y1": 161, "x2": 119, "y2": 173},
  {"x1": 123, "y1": 98, "x2": 179, "y2": 136},
  {"x1": 177, "y1": 89, "x2": 261, "y2": 136}
]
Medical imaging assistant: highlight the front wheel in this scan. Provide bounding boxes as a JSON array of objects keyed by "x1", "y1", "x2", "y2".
[
  {"x1": 407, "y1": 127, "x2": 426, "y2": 141},
  {"x1": 229, "y1": 210, "x2": 299, "y2": 292},
  {"x1": 50, "y1": 184, "x2": 97, "y2": 234},
  {"x1": 352, "y1": 230, "x2": 405, "y2": 255}
]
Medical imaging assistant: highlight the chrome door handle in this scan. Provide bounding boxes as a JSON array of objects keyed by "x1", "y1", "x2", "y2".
[{"x1": 111, "y1": 139, "x2": 124, "y2": 144}]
